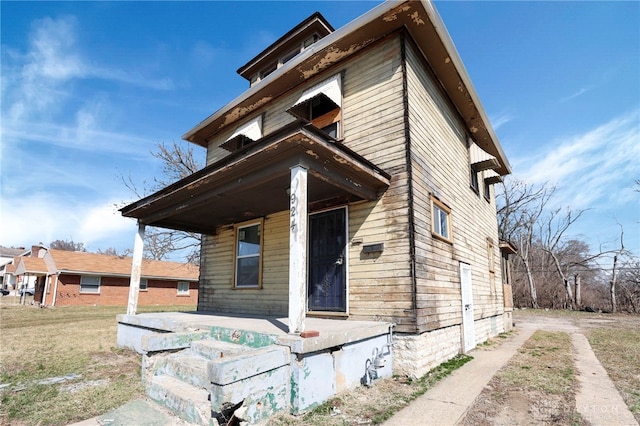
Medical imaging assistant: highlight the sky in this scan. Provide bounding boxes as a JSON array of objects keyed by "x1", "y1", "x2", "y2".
[{"x1": 1, "y1": 1, "x2": 638, "y2": 261}]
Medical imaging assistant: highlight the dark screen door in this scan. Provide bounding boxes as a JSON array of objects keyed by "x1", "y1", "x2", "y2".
[{"x1": 308, "y1": 208, "x2": 347, "y2": 312}]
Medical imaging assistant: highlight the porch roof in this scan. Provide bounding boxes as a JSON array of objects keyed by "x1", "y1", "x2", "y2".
[{"x1": 121, "y1": 121, "x2": 390, "y2": 234}]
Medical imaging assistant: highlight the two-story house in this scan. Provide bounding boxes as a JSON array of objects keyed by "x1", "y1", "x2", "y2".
[{"x1": 119, "y1": 1, "x2": 512, "y2": 423}]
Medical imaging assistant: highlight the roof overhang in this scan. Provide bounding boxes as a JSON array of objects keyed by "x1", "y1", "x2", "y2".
[
  {"x1": 122, "y1": 121, "x2": 390, "y2": 234},
  {"x1": 184, "y1": 0, "x2": 511, "y2": 176}
]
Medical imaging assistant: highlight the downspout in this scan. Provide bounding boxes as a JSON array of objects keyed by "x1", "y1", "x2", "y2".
[
  {"x1": 400, "y1": 32, "x2": 418, "y2": 331},
  {"x1": 51, "y1": 272, "x2": 60, "y2": 307}
]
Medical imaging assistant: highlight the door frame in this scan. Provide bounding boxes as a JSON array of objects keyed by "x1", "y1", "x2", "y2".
[
  {"x1": 307, "y1": 205, "x2": 349, "y2": 314},
  {"x1": 460, "y1": 262, "x2": 476, "y2": 352}
]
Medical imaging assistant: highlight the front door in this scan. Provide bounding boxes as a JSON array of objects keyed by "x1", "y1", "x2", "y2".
[{"x1": 308, "y1": 208, "x2": 347, "y2": 312}]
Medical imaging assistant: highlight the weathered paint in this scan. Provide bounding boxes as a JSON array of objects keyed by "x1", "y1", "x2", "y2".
[
  {"x1": 288, "y1": 165, "x2": 307, "y2": 334},
  {"x1": 142, "y1": 331, "x2": 211, "y2": 353},
  {"x1": 289, "y1": 351, "x2": 335, "y2": 414},
  {"x1": 209, "y1": 326, "x2": 278, "y2": 348},
  {"x1": 126, "y1": 222, "x2": 145, "y2": 315}
]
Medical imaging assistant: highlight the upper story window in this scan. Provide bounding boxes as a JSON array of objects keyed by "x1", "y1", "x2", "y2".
[
  {"x1": 250, "y1": 33, "x2": 321, "y2": 87},
  {"x1": 221, "y1": 114, "x2": 264, "y2": 152},
  {"x1": 431, "y1": 196, "x2": 452, "y2": 243},
  {"x1": 469, "y1": 140, "x2": 499, "y2": 195},
  {"x1": 288, "y1": 74, "x2": 342, "y2": 139},
  {"x1": 80, "y1": 275, "x2": 100, "y2": 293}
]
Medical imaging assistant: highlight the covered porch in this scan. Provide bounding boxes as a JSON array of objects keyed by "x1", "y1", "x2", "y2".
[{"x1": 120, "y1": 120, "x2": 390, "y2": 334}]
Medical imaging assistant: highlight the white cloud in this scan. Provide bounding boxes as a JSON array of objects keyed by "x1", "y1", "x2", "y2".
[
  {"x1": 514, "y1": 110, "x2": 640, "y2": 210},
  {"x1": 490, "y1": 112, "x2": 513, "y2": 130},
  {"x1": 0, "y1": 192, "x2": 136, "y2": 252},
  {"x1": 560, "y1": 86, "x2": 592, "y2": 103}
]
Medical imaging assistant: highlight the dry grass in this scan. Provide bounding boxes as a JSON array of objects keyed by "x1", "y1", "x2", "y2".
[
  {"x1": 268, "y1": 355, "x2": 472, "y2": 426},
  {"x1": 0, "y1": 303, "x2": 195, "y2": 425},
  {"x1": 464, "y1": 329, "x2": 585, "y2": 425},
  {"x1": 585, "y1": 314, "x2": 640, "y2": 422}
]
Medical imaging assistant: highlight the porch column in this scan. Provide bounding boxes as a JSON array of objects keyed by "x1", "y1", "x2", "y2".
[
  {"x1": 127, "y1": 222, "x2": 145, "y2": 315},
  {"x1": 288, "y1": 165, "x2": 308, "y2": 334}
]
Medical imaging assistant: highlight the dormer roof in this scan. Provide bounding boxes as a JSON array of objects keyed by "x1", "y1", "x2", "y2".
[{"x1": 236, "y1": 12, "x2": 334, "y2": 82}]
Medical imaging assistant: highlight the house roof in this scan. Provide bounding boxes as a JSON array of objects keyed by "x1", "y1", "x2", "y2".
[
  {"x1": 0, "y1": 247, "x2": 29, "y2": 258},
  {"x1": 183, "y1": 0, "x2": 511, "y2": 176},
  {"x1": 15, "y1": 257, "x2": 49, "y2": 275},
  {"x1": 48, "y1": 250, "x2": 199, "y2": 281}
]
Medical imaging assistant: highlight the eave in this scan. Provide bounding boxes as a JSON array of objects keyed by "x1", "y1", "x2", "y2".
[
  {"x1": 184, "y1": 0, "x2": 511, "y2": 176},
  {"x1": 122, "y1": 121, "x2": 390, "y2": 234}
]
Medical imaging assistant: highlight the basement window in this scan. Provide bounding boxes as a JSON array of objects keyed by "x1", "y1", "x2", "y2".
[{"x1": 234, "y1": 219, "x2": 263, "y2": 289}]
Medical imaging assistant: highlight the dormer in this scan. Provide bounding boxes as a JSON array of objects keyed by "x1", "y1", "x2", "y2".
[{"x1": 237, "y1": 12, "x2": 334, "y2": 87}]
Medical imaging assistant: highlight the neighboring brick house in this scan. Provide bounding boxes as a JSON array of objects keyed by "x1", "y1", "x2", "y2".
[
  {"x1": 11, "y1": 245, "x2": 198, "y2": 307},
  {"x1": 0, "y1": 246, "x2": 31, "y2": 290}
]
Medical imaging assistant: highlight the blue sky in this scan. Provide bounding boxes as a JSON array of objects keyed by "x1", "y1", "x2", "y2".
[{"x1": 1, "y1": 1, "x2": 638, "y2": 260}]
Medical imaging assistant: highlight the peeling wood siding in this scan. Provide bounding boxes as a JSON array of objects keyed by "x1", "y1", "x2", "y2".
[
  {"x1": 405, "y1": 41, "x2": 504, "y2": 334},
  {"x1": 198, "y1": 211, "x2": 289, "y2": 316},
  {"x1": 343, "y1": 37, "x2": 414, "y2": 332},
  {"x1": 199, "y1": 36, "x2": 415, "y2": 330}
]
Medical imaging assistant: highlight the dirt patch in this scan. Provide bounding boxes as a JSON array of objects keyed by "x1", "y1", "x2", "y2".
[{"x1": 464, "y1": 330, "x2": 586, "y2": 426}]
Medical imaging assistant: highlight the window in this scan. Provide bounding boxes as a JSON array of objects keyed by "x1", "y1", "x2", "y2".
[
  {"x1": 80, "y1": 276, "x2": 100, "y2": 293},
  {"x1": 289, "y1": 74, "x2": 342, "y2": 139},
  {"x1": 140, "y1": 278, "x2": 148, "y2": 291},
  {"x1": 483, "y1": 176, "x2": 491, "y2": 200},
  {"x1": 431, "y1": 197, "x2": 451, "y2": 242},
  {"x1": 470, "y1": 169, "x2": 479, "y2": 193},
  {"x1": 177, "y1": 281, "x2": 189, "y2": 295},
  {"x1": 234, "y1": 220, "x2": 263, "y2": 288},
  {"x1": 487, "y1": 239, "x2": 495, "y2": 273},
  {"x1": 222, "y1": 115, "x2": 263, "y2": 152}
]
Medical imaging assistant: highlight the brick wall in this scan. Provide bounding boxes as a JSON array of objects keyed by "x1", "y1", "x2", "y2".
[{"x1": 49, "y1": 274, "x2": 197, "y2": 306}]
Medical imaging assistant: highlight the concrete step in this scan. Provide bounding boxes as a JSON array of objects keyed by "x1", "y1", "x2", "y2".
[
  {"x1": 161, "y1": 353, "x2": 210, "y2": 389},
  {"x1": 191, "y1": 339, "x2": 246, "y2": 360},
  {"x1": 146, "y1": 374, "x2": 212, "y2": 426}
]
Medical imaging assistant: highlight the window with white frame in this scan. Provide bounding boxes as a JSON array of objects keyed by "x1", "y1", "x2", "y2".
[
  {"x1": 140, "y1": 278, "x2": 148, "y2": 291},
  {"x1": 234, "y1": 220, "x2": 263, "y2": 288},
  {"x1": 431, "y1": 197, "x2": 452, "y2": 242},
  {"x1": 177, "y1": 281, "x2": 189, "y2": 295},
  {"x1": 80, "y1": 275, "x2": 100, "y2": 293}
]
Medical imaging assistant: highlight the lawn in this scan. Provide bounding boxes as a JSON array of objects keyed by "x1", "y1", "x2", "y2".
[{"x1": 0, "y1": 302, "x2": 195, "y2": 425}]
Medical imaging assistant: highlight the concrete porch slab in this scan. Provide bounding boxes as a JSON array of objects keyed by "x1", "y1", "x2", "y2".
[{"x1": 117, "y1": 311, "x2": 392, "y2": 354}]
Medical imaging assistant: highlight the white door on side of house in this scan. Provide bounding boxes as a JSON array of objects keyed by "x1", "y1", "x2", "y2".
[{"x1": 460, "y1": 262, "x2": 476, "y2": 352}]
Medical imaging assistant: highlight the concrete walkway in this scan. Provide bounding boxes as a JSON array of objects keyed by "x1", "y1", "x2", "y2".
[{"x1": 383, "y1": 314, "x2": 638, "y2": 426}]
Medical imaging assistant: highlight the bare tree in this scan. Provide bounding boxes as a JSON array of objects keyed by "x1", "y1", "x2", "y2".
[
  {"x1": 496, "y1": 178, "x2": 554, "y2": 308},
  {"x1": 96, "y1": 247, "x2": 132, "y2": 257},
  {"x1": 49, "y1": 239, "x2": 87, "y2": 252},
  {"x1": 122, "y1": 141, "x2": 204, "y2": 264},
  {"x1": 609, "y1": 224, "x2": 626, "y2": 313},
  {"x1": 540, "y1": 208, "x2": 587, "y2": 309}
]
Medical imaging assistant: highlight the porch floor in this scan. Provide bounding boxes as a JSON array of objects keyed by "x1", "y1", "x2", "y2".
[{"x1": 117, "y1": 311, "x2": 392, "y2": 354}]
